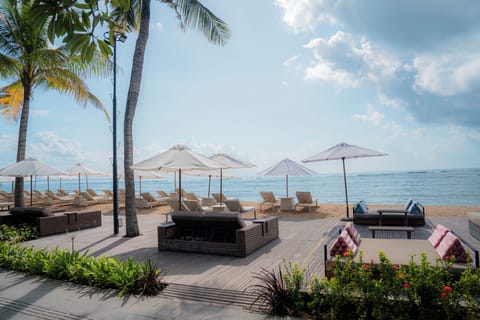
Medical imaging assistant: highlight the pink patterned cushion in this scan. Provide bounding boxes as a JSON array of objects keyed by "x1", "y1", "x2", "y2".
[
  {"x1": 435, "y1": 231, "x2": 468, "y2": 262},
  {"x1": 344, "y1": 222, "x2": 361, "y2": 245},
  {"x1": 428, "y1": 224, "x2": 450, "y2": 248},
  {"x1": 330, "y1": 230, "x2": 358, "y2": 257}
]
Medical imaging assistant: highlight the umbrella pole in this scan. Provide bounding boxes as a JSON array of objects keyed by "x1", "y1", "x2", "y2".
[
  {"x1": 78, "y1": 173, "x2": 81, "y2": 192},
  {"x1": 139, "y1": 176, "x2": 142, "y2": 195},
  {"x1": 59, "y1": 177, "x2": 62, "y2": 190},
  {"x1": 86, "y1": 175, "x2": 89, "y2": 189},
  {"x1": 220, "y1": 169, "x2": 223, "y2": 204},
  {"x1": 208, "y1": 175, "x2": 211, "y2": 198},
  {"x1": 47, "y1": 176, "x2": 50, "y2": 191},
  {"x1": 178, "y1": 169, "x2": 182, "y2": 210},
  {"x1": 30, "y1": 175, "x2": 33, "y2": 207},
  {"x1": 286, "y1": 175, "x2": 289, "y2": 197},
  {"x1": 341, "y1": 157, "x2": 351, "y2": 220}
]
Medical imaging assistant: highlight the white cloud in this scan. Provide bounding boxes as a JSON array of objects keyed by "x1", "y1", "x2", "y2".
[
  {"x1": 283, "y1": 55, "x2": 299, "y2": 67},
  {"x1": 152, "y1": 22, "x2": 163, "y2": 31},
  {"x1": 378, "y1": 93, "x2": 403, "y2": 108},
  {"x1": 413, "y1": 54, "x2": 480, "y2": 96},
  {"x1": 303, "y1": 31, "x2": 400, "y2": 88},
  {"x1": 274, "y1": 0, "x2": 335, "y2": 33},
  {"x1": 352, "y1": 105, "x2": 384, "y2": 126},
  {"x1": 31, "y1": 109, "x2": 49, "y2": 116}
]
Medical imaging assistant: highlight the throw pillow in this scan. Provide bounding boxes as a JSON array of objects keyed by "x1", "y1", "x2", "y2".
[
  {"x1": 329, "y1": 230, "x2": 358, "y2": 257},
  {"x1": 344, "y1": 222, "x2": 361, "y2": 245},
  {"x1": 436, "y1": 231, "x2": 468, "y2": 262},
  {"x1": 428, "y1": 224, "x2": 449, "y2": 248}
]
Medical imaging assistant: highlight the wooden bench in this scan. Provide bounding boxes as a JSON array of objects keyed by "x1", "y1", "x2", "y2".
[{"x1": 369, "y1": 226, "x2": 415, "y2": 239}]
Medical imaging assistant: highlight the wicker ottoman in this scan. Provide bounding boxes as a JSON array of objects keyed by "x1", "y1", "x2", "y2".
[{"x1": 468, "y1": 212, "x2": 480, "y2": 241}]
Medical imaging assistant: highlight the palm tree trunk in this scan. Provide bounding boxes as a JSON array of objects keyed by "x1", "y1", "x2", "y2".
[
  {"x1": 123, "y1": 0, "x2": 150, "y2": 237},
  {"x1": 14, "y1": 82, "x2": 32, "y2": 207}
]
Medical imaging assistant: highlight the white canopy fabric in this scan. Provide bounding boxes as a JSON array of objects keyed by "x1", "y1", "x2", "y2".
[
  {"x1": 67, "y1": 163, "x2": 104, "y2": 192},
  {"x1": 303, "y1": 142, "x2": 387, "y2": 219},
  {"x1": 209, "y1": 153, "x2": 255, "y2": 169},
  {"x1": 209, "y1": 153, "x2": 255, "y2": 203},
  {"x1": 302, "y1": 142, "x2": 387, "y2": 162},
  {"x1": 257, "y1": 158, "x2": 317, "y2": 197},
  {"x1": 0, "y1": 157, "x2": 66, "y2": 177},
  {"x1": 0, "y1": 157, "x2": 67, "y2": 206},
  {"x1": 133, "y1": 145, "x2": 225, "y2": 205}
]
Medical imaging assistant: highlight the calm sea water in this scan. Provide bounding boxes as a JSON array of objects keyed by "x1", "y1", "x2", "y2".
[{"x1": 2, "y1": 168, "x2": 479, "y2": 206}]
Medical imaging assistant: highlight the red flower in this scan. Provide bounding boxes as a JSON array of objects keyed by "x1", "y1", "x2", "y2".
[
  {"x1": 443, "y1": 285, "x2": 452, "y2": 293},
  {"x1": 392, "y1": 265, "x2": 399, "y2": 271},
  {"x1": 362, "y1": 264, "x2": 369, "y2": 269},
  {"x1": 441, "y1": 292, "x2": 448, "y2": 299},
  {"x1": 403, "y1": 283, "x2": 410, "y2": 289},
  {"x1": 343, "y1": 250, "x2": 350, "y2": 257}
]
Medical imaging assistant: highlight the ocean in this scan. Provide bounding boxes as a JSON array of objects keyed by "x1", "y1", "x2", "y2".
[{"x1": 2, "y1": 168, "x2": 479, "y2": 206}]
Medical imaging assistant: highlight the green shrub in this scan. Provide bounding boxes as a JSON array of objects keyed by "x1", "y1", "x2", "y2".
[
  {"x1": 0, "y1": 224, "x2": 38, "y2": 243},
  {"x1": 0, "y1": 241, "x2": 164, "y2": 296},
  {"x1": 254, "y1": 254, "x2": 480, "y2": 319}
]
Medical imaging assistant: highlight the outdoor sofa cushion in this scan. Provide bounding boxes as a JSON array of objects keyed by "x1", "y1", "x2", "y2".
[
  {"x1": 329, "y1": 229, "x2": 358, "y2": 257},
  {"x1": 428, "y1": 224, "x2": 450, "y2": 248},
  {"x1": 344, "y1": 222, "x2": 361, "y2": 245},
  {"x1": 435, "y1": 231, "x2": 468, "y2": 262}
]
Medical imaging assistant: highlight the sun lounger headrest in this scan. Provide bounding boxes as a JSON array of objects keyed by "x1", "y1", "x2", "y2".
[
  {"x1": 353, "y1": 200, "x2": 368, "y2": 214},
  {"x1": 141, "y1": 192, "x2": 156, "y2": 202}
]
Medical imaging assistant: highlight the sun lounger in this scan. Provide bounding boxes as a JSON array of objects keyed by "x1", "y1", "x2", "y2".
[
  {"x1": 295, "y1": 191, "x2": 318, "y2": 212},
  {"x1": 158, "y1": 211, "x2": 279, "y2": 257},
  {"x1": 75, "y1": 192, "x2": 110, "y2": 206},
  {"x1": 183, "y1": 199, "x2": 213, "y2": 212},
  {"x1": 156, "y1": 190, "x2": 169, "y2": 198},
  {"x1": 212, "y1": 193, "x2": 228, "y2": 204},
  {"x1": 166, "y1": 198, "x2": 190, "y2": 212},
  {"x1": 353, "y1": 199, "x2": 425, "y2": 226},
  {"x1": 224, "y1": 198, "x2": 256, "y2": 218},
  {"x1": 137, "y1": 192, "x2": 166, "y2": 208},
  {"x1": 45, "y1": 190, "x2": 75, "y2": 205},
  {"x1": 259, "y1": 191, "x2": 280, "y2": 212}
]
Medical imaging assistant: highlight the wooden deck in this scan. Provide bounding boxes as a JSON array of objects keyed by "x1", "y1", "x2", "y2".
[
  {"x1": 24, "y1": 215, "x2": 340, "y2": 291},
  {"x1": 22, "y1": 214, "x2": 479, "y2": 294}
]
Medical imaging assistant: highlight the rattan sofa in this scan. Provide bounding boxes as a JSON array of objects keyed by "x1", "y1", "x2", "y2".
[
  {"x1": 158, "y1": 211, "x2": 279, "y2": 257},
  {"x1": 0, "y1": 207, "x2": 102, "y2": 236}
]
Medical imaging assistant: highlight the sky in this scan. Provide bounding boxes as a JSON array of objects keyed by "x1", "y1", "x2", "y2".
[{"x1": 1, "y1": 0, "x2": 480, "y2": 177}]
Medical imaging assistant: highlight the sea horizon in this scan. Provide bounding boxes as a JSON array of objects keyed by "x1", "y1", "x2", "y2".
[{"x1": 2, "y1": 167, "x2": 479, "y2": 207}]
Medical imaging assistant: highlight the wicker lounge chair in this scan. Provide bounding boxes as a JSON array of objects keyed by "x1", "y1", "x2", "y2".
[
  {"x1": 295, "y1": 191, "x2": 318, "y2": 212},
  {"x1": 1, "y1": 207, "x2": 102, "y2": 237},
  {"x1": 212, "y1": 193, "x2": 228, "y2": 204},
  {"x1": 183, "y1": 199, "x2": 213, "y2": 212},
  {"x1": 158, "y1": 211, "x2": 279, "y2": 257},
  {"x1": 259, "y1": 192, "x2": 280, "y2": 212},
  {"x1": 166, "y1": 198, "x2": 190, "y2": 211}
]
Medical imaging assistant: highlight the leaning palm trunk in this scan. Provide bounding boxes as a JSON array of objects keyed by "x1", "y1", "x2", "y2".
[
  {"x1": 124, "y1": 0, "x2": 151, "y2": 237},
  {"x1": 14, "y1": 82, "x2": 32, "y2": 207}
]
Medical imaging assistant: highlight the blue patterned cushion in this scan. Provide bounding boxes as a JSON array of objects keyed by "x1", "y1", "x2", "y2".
[
  {"x1": 404, "y1": 198, "x2": 413, "y2": 210},
  {"x1": 409, "y1": 202, "x2": 423, "y2": 214},
  {"x1": 353, "y1": 200, "x2": 368, "y2": 214}
]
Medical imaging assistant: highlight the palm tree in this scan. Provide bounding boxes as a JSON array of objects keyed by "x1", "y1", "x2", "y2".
[
  {"x1": 28, "y1": 0, "x2": 230, "y2": 236},
  {"x1": 0, "y1": 0, "x2": 108, "y2": 207},
  {"x1": 123, "y1": 0, "x2": 230, "y2": 236}
]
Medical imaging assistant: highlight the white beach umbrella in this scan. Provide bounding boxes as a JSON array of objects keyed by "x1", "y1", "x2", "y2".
[
  {"x1": 257, "y1": 158, "x2": 317, "y2": 197},
  {"x1": 132, "y1": 144, "x2": 225, "y2": 207},
  {"x1": 67, "y1": 163, "x2": 104, "y2": 192},
  {"x1": 302, "y1": 142, "x2": 387, "y2": 219},
  {"x1": 209, "y1": 153, "x2": 255, "y2": 203},
  {"x1": 118, "y1": 169, "x2": 163, "y2": 194},
  {"x1": 0, "y1": 157, "x2": 67, "y2": 206},
  {"x1": 185, "y1": 169, "x2": 234, "y2": 198}
]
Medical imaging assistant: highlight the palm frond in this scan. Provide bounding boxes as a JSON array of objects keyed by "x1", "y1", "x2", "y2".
[
  {"x1": 0, "y1": 81, "x2": 24, "y2": 122},
  {"x1": 175, "y1": 0, "x2": 230, "y2": 46}
]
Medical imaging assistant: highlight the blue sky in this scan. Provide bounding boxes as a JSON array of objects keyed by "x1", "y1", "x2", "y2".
[{"x1": 1, "y1": 0, "x2": 480, "y2": 177}]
